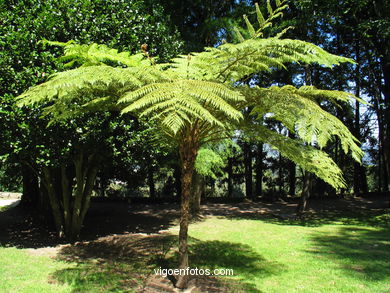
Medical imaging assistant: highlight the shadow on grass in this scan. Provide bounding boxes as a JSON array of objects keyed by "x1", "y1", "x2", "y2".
[
  {"x1": 225, "y1": 208, "x2": 390, "y2": 229},
  {"x1": 0, "y1": 202, "x2": 178, "y2": 248},
  {"x1": 189, "y1": 239, "x2": 283, "y2": 278},
  {"x1": 53, "y1": 233, "x2": 176, "y2": 292},
  {"x1": 52, "y1": 234, "x2": 277, "y2": 292},
  {"x1": 309, "y1": 225, "x2": 390, "y2": 282}
]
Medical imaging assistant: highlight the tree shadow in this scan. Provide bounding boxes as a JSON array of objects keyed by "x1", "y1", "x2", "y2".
[
  {"x1": 308, "y1": 225, "x2": 390, "y2": 282},
  {"x1": 246, "y1": 208, "x2": 390, "y2": 228},
  {"x1": 52, "y1": 233, "x2": 277, "y2": 292},
  {"x1": 52, "y1": 233, "x2": 176, "y2": 292},
  {"x1": 204, "y1": 196, "x2": 390, "y2": 229},
  {"x1": 0, "y1": 202, "x2": 179, "y2": 248}
]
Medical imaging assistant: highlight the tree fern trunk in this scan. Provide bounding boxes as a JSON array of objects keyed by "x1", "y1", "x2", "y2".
[
  {"x1": 190, "y1": 170, "x2": 202, "y2": 214},
  {"x1": 176, "y1": 132, "x2": 199, "y2": 289}
]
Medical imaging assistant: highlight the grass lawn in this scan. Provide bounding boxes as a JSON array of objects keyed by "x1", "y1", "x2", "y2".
[
  {"x1": 0, "y1": 208, "x2": 389, "y2": 292},
  {"x1": 0, "y1": 247, "x2": 72, "y2": 293},
  {"x1": 185, "y1": 211, "x2": 390, "y2": 292}
]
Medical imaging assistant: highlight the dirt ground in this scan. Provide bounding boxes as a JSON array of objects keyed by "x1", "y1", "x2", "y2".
[{"x1": 0, "y1": 194, "x2": 389, "y2": 292}]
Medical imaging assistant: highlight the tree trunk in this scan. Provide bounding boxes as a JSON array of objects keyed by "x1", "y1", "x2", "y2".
[
  {"x1": 255, "y1": 143, "x2": 263, "y2": 198},
  {"x1": 227, "y1": 157, "x2": 233, "y2": 198},
  {"x1": 70, "y1": 151, "x2": 99, "y2": 240},
  {"x1": 176, "y1": 133, "x2": 199, "y2": 289},
  {"x1": 376, "y1": 46, "x2": 390, "y2": 191},
  {"x1": 296, "y1": 172, "x2": 312, "y2": 215},
  {"x1": 287, "y1": 132, "x2": 296, "y2": 196},
  {"x1": 148, "y1": 165, "x2": 156, "y2": 199},
  {"x1": 243, "y1": 142, "x2": 253, "y2": 200},
  {"x1": 278, "y1": 152, "x2": 283, "y2": 196},
  {"x1": 42, "y1": 167, "x2": 64, "y2": 236},
  {"x1": 61, "y1": 165, "x2": 72, "y2": 236},
  {"x1": 288, "y1": 162, "x2": 296, "y2": 197},
  {"x1": 190, "y1": 170, "x2": 202, "y2": 214},
  {"x1": 353, "y1": 40, "x2": 368, "y2": 195},
  {"x1": 368, "y1": 47, "x2": 389, "y2": 192}
]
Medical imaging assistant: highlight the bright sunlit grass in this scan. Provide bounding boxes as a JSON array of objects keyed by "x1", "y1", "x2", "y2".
[{"x1": 0, "y1": 247, "x2": 72, "y2": 293}]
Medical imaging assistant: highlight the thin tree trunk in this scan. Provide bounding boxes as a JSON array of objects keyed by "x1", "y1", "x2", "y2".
[
  {"x1": 288, "y1": 132, "x2": 296, "y2": 196},
  {"x1": 278, "y1": 152, "x2": 283, "y2": 196},
  {"x1": 61, "y1": 165, "x2": 72, "y2": 236},
  {"x1": 243, "y1": 142, "x2": 253, "y2": 200},
  {"x1": 288, "y1": 162, "x2": 296, "y2": 197},
  {"x1": 79, "y1": 163, "x2": 99, "y2": 228},
  {"x1": 373, "y1": 39, "x2": 390, "y2": 190},
  {"x1": 255, "y1": 143, "x2": 263, "y2": 198},
  {"x1": 296, "y1": 172, "x2": 312, "y2": 215},
  {"x1": 71, "y1": 151, "x2": 85, "y2": 240},
  {"x1": 227, "y1": 157, "x2": 233, "y2": 198},
  {"x1": 368, "y1": 46, "x2": 389, "y2": 192},
  {"x1": 148, "y1": 165, "x2": 156, "y2": 199},
  {"x1": 353, "y1": 40, "x2": 368, "y2": 194}
]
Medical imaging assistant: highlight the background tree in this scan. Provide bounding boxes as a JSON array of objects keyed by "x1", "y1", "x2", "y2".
[{"x1": 0, "y1": 0, "x2": 182, "y2": 211}]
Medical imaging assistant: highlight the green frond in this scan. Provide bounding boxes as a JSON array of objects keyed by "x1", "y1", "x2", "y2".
[
  {"x1": 246, "y1": 124, "x2": 347, "y2": 189},
  {"x1": 242, "y1": 85, "x2": 364, "y2": 162},
  {"x1": 42, "y1": 40, "x2": 148, "y2": 68},
  {"x1": 238, "y1": 0, "x2": 288, "y2": 40},
  {"x1": 275, "y1": 26, "x2": 294, "y2": 39},
  {"x1": 255, "y1": 3, "x2": 266, "y2": 27},
  {"x1": 244, "y1": 15, "x2": 257, "y2": 38},
  {"x1": 119, "y1": 79, "x2": 244, "y2": 135},
  {"x1": 168, "y1": 36, "x2": 355, "y2": 83},
  {"x1": 267, "y1": 0, "x2": 274, "y2": 15},
  {"x1": 16, "y1": 63, "x2": 170, "y2": 122},
  {"x1": 233, "y1": 27, "x2": 246, "y2": 42}
]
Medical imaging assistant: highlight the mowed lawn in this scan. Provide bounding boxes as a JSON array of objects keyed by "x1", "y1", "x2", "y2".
[
  {"x1": 0, "y1": 247, "x2": 72, "y2": 293},
  {"x1": 187, "y1": 212, "x2": 390, "y2": 293},
  {"x1": 0, "y1": 209, "x2": 389, "y2": 292}
]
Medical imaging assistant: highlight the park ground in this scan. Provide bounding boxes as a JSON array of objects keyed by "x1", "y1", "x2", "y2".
[{"x1": 0, "y1": 195, "x2": 389, "y2": 292}]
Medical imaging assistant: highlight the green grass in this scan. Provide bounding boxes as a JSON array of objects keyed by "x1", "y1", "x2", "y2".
[
  {"x1": 184, "y1": 211, "x2": 390, "y2": 292},
  {"x1": 0, "y1": 247, "x2": 72, "y2": 293},
  {"x1": 0, "y1": 209, "x2": 389, "y2": 292}
]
